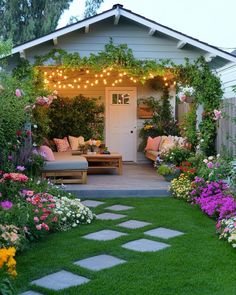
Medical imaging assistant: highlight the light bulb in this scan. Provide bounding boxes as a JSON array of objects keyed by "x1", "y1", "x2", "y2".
[
  {"x1": 100, "y1": 74, "x2": 103, "y2": 77},
  {"x1": 84, "y1": 85, "x2": 87, "y2": 88},
  {"x1": 164, "y1": 77, "x2": 167, "y2": 81},
  {"x1": 107, "y1": 72, "x2": 110, "y2": 76},
  {"x1": 77, "y1": 85, "x2": 80, "y2": 88},
  {"x1": 74, "y1": 79, "x2": 77, "y2": 82},
  {"x1": 86, "y1": 70, "x2": 89, "y2": 74},
  {"x1": 95, "y1": 74, "x2": 98, "y2": 77},
  {"x1": 86, "y1": 80, "x2": 89, "y2": 83}
]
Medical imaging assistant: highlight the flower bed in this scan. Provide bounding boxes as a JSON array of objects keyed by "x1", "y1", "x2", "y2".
[
  {"x1": 0, "y1": 171, "x2": 95, "y2": 291},
  {"x1": 170, "y1": 155, "x2": 236, "y2": 250}
]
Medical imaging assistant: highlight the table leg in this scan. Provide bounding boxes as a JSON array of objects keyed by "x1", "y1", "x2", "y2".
[{"x1": 118, "y1": 158, "x2": 123, "y2": 175}]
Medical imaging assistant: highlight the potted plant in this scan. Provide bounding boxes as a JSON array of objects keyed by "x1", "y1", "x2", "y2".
[
  {"x1": 157, "y1": 164, "x2": 180, "y2": 182},
  {"x1": 178, "y1": 86, "x2": 195, "y2": 103}
]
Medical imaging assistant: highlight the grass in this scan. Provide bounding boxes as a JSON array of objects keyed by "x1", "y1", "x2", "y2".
[{"x1": 15, "y1": 197, "x2": 236, "y2": 295}]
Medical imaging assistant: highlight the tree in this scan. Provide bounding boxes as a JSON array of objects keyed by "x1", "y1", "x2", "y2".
[
  {"x1": 84, "y1": 0, "x2": 104, "y2": 18},
  {"x1": 0, "y1": 0, "x2": 73, "y2": 45}
]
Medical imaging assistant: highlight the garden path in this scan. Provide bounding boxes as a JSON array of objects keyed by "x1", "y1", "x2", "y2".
[{"x1": 20, "y1": 200, "x2": 184, "y2": 294}]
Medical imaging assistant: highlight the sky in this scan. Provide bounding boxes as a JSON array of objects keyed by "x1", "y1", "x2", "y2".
[{"x1": 58, "y1": 0, "x2": 236, "y2": 52}]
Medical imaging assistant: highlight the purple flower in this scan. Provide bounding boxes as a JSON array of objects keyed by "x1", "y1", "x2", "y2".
[
  {"x1": 8, "y1": 155, "x2": 13, "y2": 161},
  {"x1": 207, "y1": 162, "x2": 214, "y2": 169},
  {"x1": 16, "y1": 165, "x2": 25, "y2": 171},
  {"x1": 0, "y1": 200, "x2": 13, "y2": 210}
]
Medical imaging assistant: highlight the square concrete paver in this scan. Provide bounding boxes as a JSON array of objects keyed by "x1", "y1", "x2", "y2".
[
  {"x1": 81, "y1": 200, "x2": 105, "y2": 208},
  {"x1": 83, "y1": 229, "x2": 128, "y2": 241},
  {"x1": 122, "y1": 238, "x2": 170, "y2": 252},
  {"x1": 118, "y1": 220, "x2": 151, "y2": 229},
  {"x1": 145, "y1": 227, "x2": 184, "y2": 239},
  {"x1": 105, "y1": 205, "x2": 134, "y2": 211},
  {"x1": 31, "y1": 270, "x2": 89, "y2": 291},
  {"x1": 74, "y1": 254, "x2": 126, "y2": 271},
  {"x1": 20, "y1": 292, "x2": 43, "y2": 295},
  {"x1": 96, "y1": 212, "x2": 126, "y2": 220}
]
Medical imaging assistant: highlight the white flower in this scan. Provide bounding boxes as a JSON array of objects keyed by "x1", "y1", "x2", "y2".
[
  {"x1": 217, "y1": 154, "x2": 220, "y2": 158},
  {"x1": 208, "y1": 156, "x2": 214, "y2": 161},
  {"x1": 200, "y1": 139, "x2": 204, "y2": 142},
  {"x1": 203, "y1": 159, "x2": 208, "y2": 163},
  {"x1": 33, "y1": 124, "x2": 38, "y2": 128},
  {"x1": 62, "y1": 217, "x2": 67, "y2": 221},
  {"x1": 72, "y1": 223, "x2": 77, "y2": 227}
]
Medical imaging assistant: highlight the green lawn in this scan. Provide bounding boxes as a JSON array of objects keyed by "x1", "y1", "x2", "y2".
[{"x1": 15, "y1": 197, "x2": 236, "y2": 295}]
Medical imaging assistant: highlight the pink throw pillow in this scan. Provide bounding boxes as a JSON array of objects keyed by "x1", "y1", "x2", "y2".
[
  {"x1": 145, "y1": 136, "x2": 161, "y2": 151},
  {"x1": 39, "y1": 145, "x2": 55, "y2": 161},
  {"x1": 53, "y1": 137, "x2": 71, "y2": 152}
]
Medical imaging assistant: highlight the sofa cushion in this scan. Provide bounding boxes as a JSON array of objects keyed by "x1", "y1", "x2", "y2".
[
  {"x1": 68, "y1": 135, "x2": 85, "y2": 150},
  {"x1": 53, "y1": 137, "x2": 71, "y2": 152},
  {"x1": 159, "y1": 136, "x2": 175, "y2": 152},
  {"x1": 39, "y1": 145, "x2": 55, "y2": 161},
  {"x1": 145, "y1": 136, "x2": 161, "y2": 151},
  {"x1": 43, "y1": 152, "x2": 88, "y2": 171}
]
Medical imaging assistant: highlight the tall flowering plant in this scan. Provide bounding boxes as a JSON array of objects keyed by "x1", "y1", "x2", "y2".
[{"x1": 217, "y1": 216, "x2": 236, "y2": 248}]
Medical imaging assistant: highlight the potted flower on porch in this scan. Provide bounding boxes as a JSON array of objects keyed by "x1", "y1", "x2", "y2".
[
  {"x1": 178, "y1": 86, "x2": 195, "y2": 103},
  {"x1": 157, "y1": 164, "x2": 180, "y2": 182}
]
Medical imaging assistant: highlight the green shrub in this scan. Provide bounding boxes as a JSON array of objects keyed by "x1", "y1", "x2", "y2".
[
  {"x1": 47, "y1": 95, "x2": 104, "y2": 140},
  {"x1": 161, "y1": 147, "x2": 193, "y2": 166}
]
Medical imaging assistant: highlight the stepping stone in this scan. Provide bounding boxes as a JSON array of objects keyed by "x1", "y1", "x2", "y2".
[
  {"x1": 122, "y1": 238, "x2": 170, "y2": 252},
  {"x1": 96, "y1": 212, "x2": 126, "y2": 220},
  {"x1": 83, "y1": 229, "x2": 127, "y2": 241},
  {"x1": 74, "y1": 254, "x2": 126, "y2": 271},
  {"x1": 145, "y1": 227, "x2": 184, "y2": 239},
  {"x1": 118, "y1": 220, "x2": 151, "y2": 229},
  {"x1": 105, "y1": 205, "x2": 134, "y2": 211},
  {"x1": 20, "y1": 292, "x2": 43, "y2": 295},
  {"x1": 81, "y1": 200, "x2": 104, "y2": 208},
  {"x1": 31, "y1": 270, "x2": 89, "y2": 291}
]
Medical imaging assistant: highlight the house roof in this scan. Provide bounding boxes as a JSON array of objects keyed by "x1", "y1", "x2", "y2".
[{"x1": 11, "y1": 4, "x2": 236, "y2": 64}]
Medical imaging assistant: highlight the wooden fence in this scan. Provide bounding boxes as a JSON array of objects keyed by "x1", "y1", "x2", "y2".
[{"x1": 217, "y1": 97, "x2": 236, "y2": 156}]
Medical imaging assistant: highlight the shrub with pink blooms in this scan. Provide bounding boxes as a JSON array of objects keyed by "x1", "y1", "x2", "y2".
[{"x1": 26, "y1": 192, "x2": 58, "y2": 238}]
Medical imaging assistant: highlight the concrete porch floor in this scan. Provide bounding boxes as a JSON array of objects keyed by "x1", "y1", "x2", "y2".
[{"x1": 65, "y1": 163, "x2": 170, "y2": 198}]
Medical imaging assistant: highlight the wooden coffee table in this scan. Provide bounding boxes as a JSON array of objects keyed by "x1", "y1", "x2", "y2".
[{"x1": 71, "y1": 152, "x2": 123, "y2": 175}]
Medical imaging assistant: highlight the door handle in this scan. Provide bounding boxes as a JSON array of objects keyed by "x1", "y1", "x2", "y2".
[{"x1": 130, "y1": 131, "x2": 133, "y2": 133}]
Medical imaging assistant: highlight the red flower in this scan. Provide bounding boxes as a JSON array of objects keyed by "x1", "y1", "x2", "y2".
[{"x1": 16, "y1": 130, "x2": 22, "y2": 136}]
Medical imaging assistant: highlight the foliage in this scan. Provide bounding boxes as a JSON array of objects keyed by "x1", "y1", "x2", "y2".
[
  {"x1": 177, "y1": 57, "x2": 223, "y2": 155},
  {"x1": 84, "y1": 0, "x2": 104, "y2": 18},
  {"x1": 170, "y1": 174, "x2": 193, "y2": 201},
  {"x1": 197, "y1": 155, "x2": 231, "y2": 182},
  {"x1": 160, "y1": 147, "x2": 193, "y2": 166},
  {"x1": 157, "y1": 164, "x2": 173, "y2": 176},
  {"x1": 157, "y1": 164, "x2": 180, "y2": 181},
  {"x1": 179, "y1": 104, "x2": 198, "y2": 148},
  {"x1": 0, "y1": 0, "x2": 73, "y2": 45},
  {"x1": 34, "y1": 39, "x2": 173, "y2": 80},
  {"x1": 47, "y1": 95, "x2": 104, "y2": 140},
  {"x1": 139, "y1": 91, "x2": 179, "y2": 150}
]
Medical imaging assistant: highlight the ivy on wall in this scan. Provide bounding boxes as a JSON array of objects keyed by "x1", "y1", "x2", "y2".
[{"x1": 13, "y1": 41, "x2": 223, "y2": 155}]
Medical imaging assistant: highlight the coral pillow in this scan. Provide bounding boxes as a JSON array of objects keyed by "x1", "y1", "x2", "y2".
[
  {"x1": 145, "y1": 136, "x2": 161, "y2": 151},
  {"x1": 53, "y1": 137, "x2": 71, "y2": 152},
  {"x1": 38, "y1": 145, "x2": 55, "y2": 161},
  {"x1": 68, "y1": 135, "x2": 85, "y2": 150}
]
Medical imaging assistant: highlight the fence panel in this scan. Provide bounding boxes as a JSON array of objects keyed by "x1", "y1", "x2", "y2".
[{"x1": 217, "y1": 97, "x2": 236, "y2": 156}]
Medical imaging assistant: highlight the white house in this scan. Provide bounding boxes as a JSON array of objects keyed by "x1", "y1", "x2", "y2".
[{"x1": 7, "y1": 4, "x2": 236, "y2": 162}]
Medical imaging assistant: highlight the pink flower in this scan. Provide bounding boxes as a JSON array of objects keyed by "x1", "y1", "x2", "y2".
[
  {"x1": 41, "y1": 223, "x2": 49, "y2": 231},
  {"x1": 15, "y1": 89, "x2": 22, "y2": 97},
  {"x1": 213, "y1": 109, "x2": 222, "y2": 120},
  {"x1": 40, "y1": 214, "x2": 47, "y2": 221},
  {"x1": 36, "y1": 224, "x2": 42, "y2": 230},
  {"x1": 34, "y1": 216, "x2": 39, "y2": 223}
]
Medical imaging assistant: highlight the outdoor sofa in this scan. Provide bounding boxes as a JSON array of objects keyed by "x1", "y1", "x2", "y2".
[{"x1": 42, "y1": 151, "x2": 88, "y2": 184}]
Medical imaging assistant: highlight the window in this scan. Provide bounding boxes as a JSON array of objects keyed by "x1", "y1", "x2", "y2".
[{"x1": 112, "y1": 93, "x2": 130, "y2": 105}]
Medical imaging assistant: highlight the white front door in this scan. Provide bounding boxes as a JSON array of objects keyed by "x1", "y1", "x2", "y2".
[{"x1": 106, "y1": 87, "x2": 137, "y2": 162}]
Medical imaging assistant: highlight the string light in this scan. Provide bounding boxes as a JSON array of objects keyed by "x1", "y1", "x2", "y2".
[
  {"x1": 86, "y1": 70, "x2": 89, "y2": 74},
  {"x1": 164, "y1": 77, "x2": 167, "y2": 81}
]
